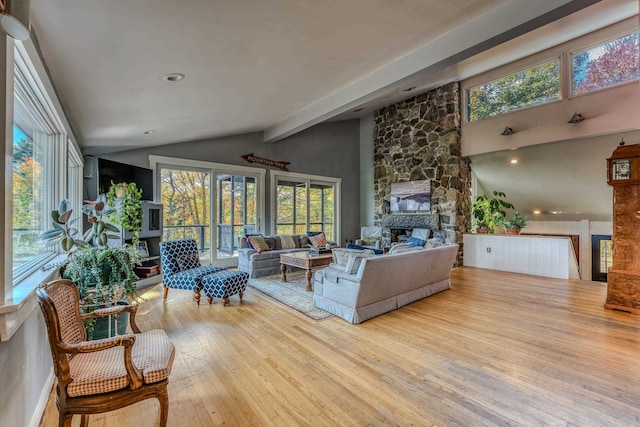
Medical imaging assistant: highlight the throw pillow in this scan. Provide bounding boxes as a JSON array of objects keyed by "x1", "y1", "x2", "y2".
[
  {"x1": 248, "y1": 235, "x2": 270, "y2": 253},
  {"x1": 264, "y1": 236, "x2": 277, "y2": 250},
  {"x1": 411, "y1": 228, "x2": 430, "y2": 241},
  {"x1": 299, "y1": 234, "x2": 311, "y2": 248},
  {"x1": 278, "y1": 234, "x2": 296, "y2": 249},
  {"x1": 344, "y1": 251, "x2": 375, "y2": 274},
  {"x1": 177, "y1": 253, "x2": 200, "y2": 270},
  {"x1": 406, "y1": 236, "x2": 426, "y2": 248},
  {"x1": 309, "y1": 232, "x2": 327, "y2": 248},
  {"x1": 332, "y1": 248, "x2": 365, "y2": 266},
  {"x1": 389, "y1": 243, "x2": 411, "y2": 254},
  {"x1": 306, "y1": 231, "x2": 323, "y2": 236},
  {"x1": 425, "y1": 238, "x2": 443, "y2": 248},
  {"x1": 361, "y1": 237, "x2": 380, "y2": 246}
]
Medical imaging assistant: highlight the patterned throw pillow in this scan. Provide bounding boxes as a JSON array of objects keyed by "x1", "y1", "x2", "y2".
[
  {"x1": 177, "y1": 253, "x2": 201, "y2": 270},
  {"x1": 308, "y1": 232, "x2": 327, "y2": 248},
  {"x1": 248, "y1": 235, "x2": 270, "y2": 253}
]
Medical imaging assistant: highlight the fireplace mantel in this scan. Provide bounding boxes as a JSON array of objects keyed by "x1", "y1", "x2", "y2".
[{"x1": 381, "y1": 213, "x2": 439, "y2": 230}]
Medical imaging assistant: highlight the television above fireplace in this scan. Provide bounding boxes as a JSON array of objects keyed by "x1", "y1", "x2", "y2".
[{"x1": 390, "y1": 179, "x2": 431, "y2": 212}]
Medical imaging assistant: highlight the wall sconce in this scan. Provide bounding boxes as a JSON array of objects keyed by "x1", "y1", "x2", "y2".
[
  {"x1": 501, "y1": 127, "x2": 514, "y2": 136},
  {"x1": 568, "y1": 113, "x2": 584, "y2": 124}
]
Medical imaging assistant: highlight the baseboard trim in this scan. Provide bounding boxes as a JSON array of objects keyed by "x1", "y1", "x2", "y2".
[{"x1": 30, "y1": 369, "x2": 54, "y2": 427}]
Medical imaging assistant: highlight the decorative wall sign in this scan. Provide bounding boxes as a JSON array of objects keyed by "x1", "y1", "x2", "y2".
[{"x1": 241, "y1": 153, "x2": 290, "y2": 171}]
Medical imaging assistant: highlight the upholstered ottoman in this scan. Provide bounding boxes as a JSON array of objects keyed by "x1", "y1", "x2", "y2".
[{"x1": 201, "y1": 270, "x2": 249, "y2": 306}]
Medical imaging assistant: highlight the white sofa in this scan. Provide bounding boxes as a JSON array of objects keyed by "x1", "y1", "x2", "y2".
[{"x1": 313, "y1": 244, "x2": 458, "y2": 324}]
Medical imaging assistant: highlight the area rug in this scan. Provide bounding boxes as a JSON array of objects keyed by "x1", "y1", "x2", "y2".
[{"x1": 248, "y1": 272, "x2": 334, "y2": 321}]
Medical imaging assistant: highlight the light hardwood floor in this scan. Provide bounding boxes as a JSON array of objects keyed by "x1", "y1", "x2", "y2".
[{"x1": 40, "y1": 267, "x2": 640, "y2": 426}]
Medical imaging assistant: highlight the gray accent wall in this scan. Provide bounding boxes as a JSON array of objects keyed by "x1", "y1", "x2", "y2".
[{"x1": 98, "y1": 120, "x2": 362, "y2": 244}]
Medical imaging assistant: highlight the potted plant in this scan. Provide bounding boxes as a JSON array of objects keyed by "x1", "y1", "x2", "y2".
[
  {"x1": 107, "y1": 181, "x2": 143, "y2": 244},
  {"x1": 471, "y1": 190, "x2": 514, "y2": 234},
  {"x1": 39, "y1": 199, "x2": 140, "y2": 339},
  {"x1": 501, "y1": 211, "x2": 528, "y2": 235}
]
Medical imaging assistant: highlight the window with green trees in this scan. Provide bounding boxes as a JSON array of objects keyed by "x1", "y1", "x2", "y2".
[
  {"x1": 275, "y1": 178, "x2": 336, "y2": 240},
  {"x1": 466, "y1": 59, "x2": 560, "y2": 122},
  {"x1": 572, "y1": 31, "x2": 639, "y2": 96}
]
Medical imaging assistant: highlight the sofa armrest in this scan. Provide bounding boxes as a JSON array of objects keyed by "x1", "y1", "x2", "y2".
[{"x1": 238, "y1": 247, "x2": 256, "y2": 258}]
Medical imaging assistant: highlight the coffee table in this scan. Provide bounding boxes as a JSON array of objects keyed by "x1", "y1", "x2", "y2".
[{"x1": 280, "y1": 251, "x2": 333, "y2": 291}]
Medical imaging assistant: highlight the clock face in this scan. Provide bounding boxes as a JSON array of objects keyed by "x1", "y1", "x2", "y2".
[{"x1": 613, "y1": 159, "x2": 631, "y2": 180}]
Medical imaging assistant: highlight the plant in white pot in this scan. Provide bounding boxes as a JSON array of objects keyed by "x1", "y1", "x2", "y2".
[{"x1": 39, "y1": 199, "x2": 141, "y2": 339}]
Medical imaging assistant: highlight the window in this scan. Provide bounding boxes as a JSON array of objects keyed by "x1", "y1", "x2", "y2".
[
  {"x1": 11, "y1": 41, "x2": 82, "y2": 284},
  {"x1": 272, "y1": 171, "x2": 340, "y2": 242},
  {"x1": 466, "y1": 59, "x2": 560, "y2": 121},
  {"x1": 572, "y1": 32, "x2": 639, "y2": 96},
  {"x1": 12, "y1": 124, "x2": 46, "y2": 274},
  {"x1": 152, "y1": 155, "x2": 265, "y2": 267}
]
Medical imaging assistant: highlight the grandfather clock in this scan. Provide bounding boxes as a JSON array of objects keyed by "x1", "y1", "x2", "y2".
[{"x1": 605, "y1": 143, "x2": 640, "y2": 313}]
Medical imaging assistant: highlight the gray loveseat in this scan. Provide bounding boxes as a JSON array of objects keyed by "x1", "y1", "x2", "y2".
[
  {"x1": 238, "y1": 234, "x2": 325, "y2": 278},
  {"x1": 313, "y1": 244, "x2": 458, "y2": 323}
]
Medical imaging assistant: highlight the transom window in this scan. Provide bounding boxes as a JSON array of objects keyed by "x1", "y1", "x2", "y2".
[
  {"x1": 466, "y1": 59, "x2": 560, "y2": 122},
  {"x1": 571, "y1": 31, "x2": 639, "y2": 96}
]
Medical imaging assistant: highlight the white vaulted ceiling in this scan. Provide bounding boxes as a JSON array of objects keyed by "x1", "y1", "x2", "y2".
[{"x1": 28, "y1": 0, "x2": 633, "y2": 154}]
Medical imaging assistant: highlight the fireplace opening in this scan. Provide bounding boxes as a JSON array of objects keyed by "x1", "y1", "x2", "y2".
[{"x1": 389, "y1": 228, "x2": 413, "y2": 243}]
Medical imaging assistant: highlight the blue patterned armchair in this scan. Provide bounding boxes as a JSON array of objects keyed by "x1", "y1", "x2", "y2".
[{"x1": 160, "y1": 239, "x2": 225, "y2": 305}]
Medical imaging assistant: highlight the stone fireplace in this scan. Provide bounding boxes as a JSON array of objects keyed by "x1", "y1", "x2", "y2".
[{"x1": 373, "y1": 82, "x2": 471, "y2": 265}]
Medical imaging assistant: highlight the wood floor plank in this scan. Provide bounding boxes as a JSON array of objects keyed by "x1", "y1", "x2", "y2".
[{"x1": 39, "y1": 267, "x2": 640, "y2": 426}]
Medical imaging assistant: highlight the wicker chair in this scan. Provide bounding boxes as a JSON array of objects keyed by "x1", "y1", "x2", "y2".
[{"x1": 36, "y1": 279, "x2": 175, "y2": 427}]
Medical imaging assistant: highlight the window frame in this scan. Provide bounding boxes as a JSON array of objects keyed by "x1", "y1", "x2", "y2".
[
  {"x1": 465, "y1": 57, "x2": 562, "y2": 123},
  {"x1": 569, "y1": 30, "x2": 640, "y2": 98},
  {"x1": 270, "y1": 170, "x2": 341, "y2": 242}
]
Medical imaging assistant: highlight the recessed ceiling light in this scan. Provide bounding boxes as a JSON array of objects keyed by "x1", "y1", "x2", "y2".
[
  {"x1": 163, "y1": 73, "x2": 185, "y2": 82},
  {"x1": 533, "y1": 210, "x2": 541, "y2": 215},
  {"x1": 143, "y1": 130, "x2": 155, "y2": 135},
  {"x1": 510, "y1": 159, "x2": 518, "y2": 164}
]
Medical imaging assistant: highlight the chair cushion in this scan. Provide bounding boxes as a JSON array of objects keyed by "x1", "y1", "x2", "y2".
[{"x1": 67, "y1": 329, "x2": 175, "y2": 397}]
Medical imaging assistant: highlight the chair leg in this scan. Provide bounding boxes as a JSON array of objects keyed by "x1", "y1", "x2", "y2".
[
  {"x1": 79, "y1": 414, "x2": 89, "y2": 427},
  {"x1": 194, "y1": 289, "x2": 201, "y2": 305},
  {"x1": 158, "y1": 386, "x2": 170, "y2": 427},
  {"x1": 207, "y1": 296, "x2": 213, "y2": 304},
  {"x1": 222, "y1": 298, "x2": 229, "y2": 307},
  {"x1": 59, "y1": 412, "x2": 73, "y2": 427},
  {"x1": 163, "y1": 287, "x2": 169, "y2": 300},
  {"x1": 239, "y1": 291, "x2": 244, "y2": 302}
]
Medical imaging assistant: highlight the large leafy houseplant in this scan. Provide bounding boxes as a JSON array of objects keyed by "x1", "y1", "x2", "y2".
[
  {"x1": 39, "y1": 199, "x2": 140, "y2": 338},
  {"x1": 107, "y1": 182, "x2": 143, "y2": 244},
  {"x1": 471, "y1": 190, "x2": 514, "y2": 234}
]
